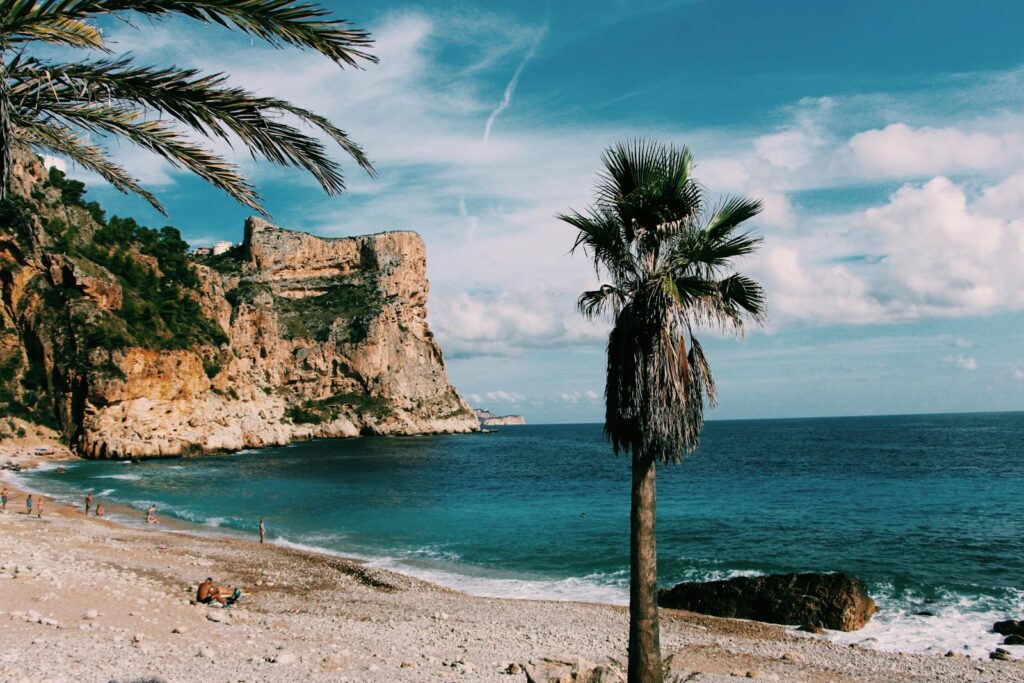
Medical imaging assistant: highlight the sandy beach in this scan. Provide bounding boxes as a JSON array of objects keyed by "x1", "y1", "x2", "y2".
[{"x1": 1, "y1": 444, "x2": 1022, "y2": 683}]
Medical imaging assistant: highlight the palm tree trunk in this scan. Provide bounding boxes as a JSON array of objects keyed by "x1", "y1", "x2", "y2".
[{"x1": 629, "y1": 452, "x2": 662, "y2": 683}]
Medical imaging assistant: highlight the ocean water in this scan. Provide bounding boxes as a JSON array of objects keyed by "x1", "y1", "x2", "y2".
[{"x1": 15, "y1": 412, "x2": 1024, "y2": 657}]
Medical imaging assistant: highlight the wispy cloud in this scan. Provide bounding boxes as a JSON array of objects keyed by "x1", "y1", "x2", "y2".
[
  {"x1": 482, "y1": 25, "x2": 547, "y2": 142},
  {"x1": 944, "y1": 354, "x2": 978, "y2": 371}
]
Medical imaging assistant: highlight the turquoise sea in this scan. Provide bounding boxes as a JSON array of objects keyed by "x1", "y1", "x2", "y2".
[{"x1": 14, "y1": 412, "x2": 1024, "y2": 657}]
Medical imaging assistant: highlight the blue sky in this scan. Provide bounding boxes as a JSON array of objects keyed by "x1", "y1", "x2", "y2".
[{"x1": 58, "y1": 1, "x2": 1024, "y2": 422}]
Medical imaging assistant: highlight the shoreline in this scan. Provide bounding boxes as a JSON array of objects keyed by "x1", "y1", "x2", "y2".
[{"x1": 2, "y1": 449, "x2": 1023, "y2": 681}]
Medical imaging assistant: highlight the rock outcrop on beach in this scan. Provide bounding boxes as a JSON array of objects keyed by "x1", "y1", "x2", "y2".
[
  {"x1": 658, "y1": 572, "x2": 877, "y2": 632},
  {"x1": 473, "y1": 408, "x2": 526, "y2": 427},
  {"x1": 0, "y1": 152, "x2": 477, "y2": 458}
]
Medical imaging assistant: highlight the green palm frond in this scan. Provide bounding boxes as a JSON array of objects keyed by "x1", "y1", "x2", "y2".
[
  {"x1": 17, "y1": 101, "x2": 262, "y2": 213},
  {"x1": 15, "y1": 116, "x2": 163, "y2": 210},
  {"x1": 2, "y1": 0, "x2": 376, "y2": 66},
  {"x1": 0, "y1": 0, "x2": 377, "y2": 210},
  {"x1": 578, "y1": 285, "x2": 624, "y2": 320},
  {"x1": 705, "y1": 195, "x2": 764, "y2": 240}
]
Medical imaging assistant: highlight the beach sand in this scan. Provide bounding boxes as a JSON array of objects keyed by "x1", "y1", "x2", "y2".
[{"x1": 1, "y1": 446, "x2": 1021, "y2": 682}]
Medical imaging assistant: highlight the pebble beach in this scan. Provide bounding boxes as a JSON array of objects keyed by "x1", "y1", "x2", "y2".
[{"x1": 1, "y1": 447, "x2": 1022, "y2": 682}]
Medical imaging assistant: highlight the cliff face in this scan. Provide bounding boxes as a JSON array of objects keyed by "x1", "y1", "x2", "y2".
[{"x1": 0, "y1": 153, "x2": 477, "y2": 458}]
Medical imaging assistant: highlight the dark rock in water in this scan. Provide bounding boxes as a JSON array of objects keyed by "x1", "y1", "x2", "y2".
[
  {"x1": 1003, "y1": 634, "x2": 1024, "y2": 645},
  {"x1": 915, "y1": 610, "x2": 935, "y2": 617},
  {"x1": 798, "y1": 623, "x2": 825, "y2": 634},
  {"x1": 994, "y1": 620, "x2": 1024, "y2": 636},
  {"x1": 658, "y1": 572, "x2": 877, "y2": 632},
  {"x1": 989, "y1": 648, "x2": 1012, "y2": 661}
]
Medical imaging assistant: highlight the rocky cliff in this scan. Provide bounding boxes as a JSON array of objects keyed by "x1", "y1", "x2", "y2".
[
  {"x1": 0, "y1": 152, "x2": 477, "y2": 458},
  {"x1": 472, "y1": 409, "x2": 526, "y2": 427}
]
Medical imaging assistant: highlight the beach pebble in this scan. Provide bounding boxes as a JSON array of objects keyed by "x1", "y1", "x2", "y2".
[
  {"x1": 206, "y1": 610, "x2": 230, "y2": 623},
  {"x1": 270, "y1": 651, "x2": 297, "y2": 665},
  {"x1": 989, "y1": 649, "x2": 1012, "y2": 661},
  {"x1": 132, "y1": 633, "x2": 145, "y2": 643},
  {"x1": 400, "y1": 661, "x2": 415, "y2": 669},
  {"x1": 171, "y1": 626, "x2": 187, "y2": 634},
  {"x1": 41, "y1": 618, "x2": 59, "y2": 628},
  {"x1": 83, "y1": 610, "x2": 98, "y2": 620},
  {"x1": 746, "y1": 672, "x2": 779, "y2": 681},
  {"x1": 505, "y1": 663, "x2": 522, "y2": 675},
  {"x1": 781, "y1": 652, "x2": 805, "y2": 663},
  {"x1": 198, "y1": 647, "x2": 216, "y2": 659}
]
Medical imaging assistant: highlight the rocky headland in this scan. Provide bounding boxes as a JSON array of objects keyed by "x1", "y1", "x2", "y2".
[
  {"x1": 0, "y1": 152, "x2": 477, "y2": 459},
  {"x1": 473, "y1": 408, "x2": 526, "y2": 427}
]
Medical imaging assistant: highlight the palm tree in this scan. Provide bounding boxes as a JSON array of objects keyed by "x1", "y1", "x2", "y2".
[
  {"x1": 561, "y1": 140, "x2": 766, "y2": 683},
  {"x1": 0, "y1": 0, "x2": 377, "y2": 216}
]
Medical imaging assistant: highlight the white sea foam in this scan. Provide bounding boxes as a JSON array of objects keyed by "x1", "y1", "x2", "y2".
[
  {"x1": 93, "y1": 473, "x2": 142, "y2": 481},
  {"x1": 822, "y1": 589, "x2": 1024, "y2": 659},
  {"x1": 270, "y1": 536, "x2": 630, "y2": 604},
  {"x1": 95, "y1": 489, "x2": 115, "y2": 497}
]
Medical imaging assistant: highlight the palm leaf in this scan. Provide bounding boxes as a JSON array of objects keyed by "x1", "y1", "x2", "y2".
[{"x1": 2, "y1": 0, "x2": 377, "y2": 67}]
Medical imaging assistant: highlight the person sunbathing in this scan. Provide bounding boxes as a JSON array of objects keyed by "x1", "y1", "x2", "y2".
[{"x1": 196, "y1": 577, "x2": 242, "y2": 606}]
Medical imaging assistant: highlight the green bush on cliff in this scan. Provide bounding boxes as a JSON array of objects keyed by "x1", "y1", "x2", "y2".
[
  {"x1": 285, "y1": 391, "x2": 392, "y2": 424},
  {"x1": 275, "y1": 283, "x2": 384, "y2": 343}
]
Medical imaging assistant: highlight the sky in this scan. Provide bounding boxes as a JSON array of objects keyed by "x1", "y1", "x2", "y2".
[{"x1": 51, "y1": 0, "x2": 1024, "y2": 423}]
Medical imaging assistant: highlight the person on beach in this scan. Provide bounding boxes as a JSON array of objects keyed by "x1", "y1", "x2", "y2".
[
  {"x1": 146, "y1": 505, "x2": 157, "y2": 524},
  {"x1": 36, "y1": 497, "x2": 44, "y2": 518},
  {"x1": 95, "y1": 504, "x2": 104, "y2": 517},
  {"x1": 25, "y1": 494, "x2": 32, "y2": 515},
  {"x1": 1, "y1": 486, "x2": 8, "y2": 511},
  {"x1": 85, "y1": 493, "x2": 92, "y2": 514},
  {"x1": 196, "y1": 577, "x2": 242, "y2": 607},
  {"x1": 259, "y1": 517, "x2": 265, "y2": 544}
]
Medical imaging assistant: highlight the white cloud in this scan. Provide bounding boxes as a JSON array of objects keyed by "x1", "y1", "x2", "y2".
[
  {"x1": 754, "y1": 174, "x2": 1024, "y2": 325},
  {"x1": 430, "y1": 288, "x2": 606, "y2": 358},
  {"x1": 48, "y1": 11, "x2": 1024, "y2": 347},
  {"x1": 40, "y1": 155, "x2": 66, "y2": 173},
  {"x1": 482, "y1": 25, "x2": 546, "y2": 142},
  {"x1": 848, "y1": 123, "x2": 1024, "y2": 178},
  {"x1": 559, "y1": 390, "x2": 600, "y2": 404},
  {"x1": 468, "y1": 390, "x2": 524, "y2": 405},
  {"x1": 944, "y1": 354, "x2": 977, "y2": 371}
]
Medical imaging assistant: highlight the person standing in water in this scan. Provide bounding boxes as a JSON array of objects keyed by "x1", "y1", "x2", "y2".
[
  {"x1": 25, "y1": 494, "x2": 32, "y2": 515},
  {"x1": 259, "y1": 518, "x2": 266, "y2": 544},
  {"x1": 146, "y1": 505, "x2": 157, "y2": 524},
  {"x1": 85, "y1": 493, "x2": 92, "y2": 515},
  {"x1": 96, "y1": 504, "x2": 105, "y2": 517}
]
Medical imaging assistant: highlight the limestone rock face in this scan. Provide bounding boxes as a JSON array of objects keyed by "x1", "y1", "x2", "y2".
[
  {"x1": 0, "y1": 152, "x2": 477, "y2": 458},
  {"x1": 658, "y1": 572, "x2": 877, "y2": 632}
]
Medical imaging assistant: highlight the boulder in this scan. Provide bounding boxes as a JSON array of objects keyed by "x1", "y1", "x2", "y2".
[
  {"x1": 1004, "y1": 634, "x2": 1024, "y2": 645},
  {"x1": 994, "y1": 620, "x2": 1024, "y2": 636},
  {"x1": 658, "y1": 572, "x2": 876, "y2": 631}
]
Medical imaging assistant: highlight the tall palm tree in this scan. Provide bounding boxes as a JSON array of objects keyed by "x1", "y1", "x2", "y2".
[
  {"x1": 561, "y1": 140, "x2": 766, "y2": 683},
  {"x1": 0, "y1": 0, "x2": 377, "y2": 216}
]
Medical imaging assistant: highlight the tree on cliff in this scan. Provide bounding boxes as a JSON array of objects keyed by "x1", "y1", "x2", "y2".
[
  {"x1": 561, "y1": 140, "x2": 766, "y2": 683},
  {"x1": 0, "y1": 0, "x2": 376, "y2": 216}
]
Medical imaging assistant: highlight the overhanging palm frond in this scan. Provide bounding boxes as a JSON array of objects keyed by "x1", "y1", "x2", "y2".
[
  {"x1": 15, "y1": 116, "x2": 163, "y2": 210},
  {"x1": 0, "y1": 0, "x2": 377, "y2": 213},
  {"x1": 17, "y1": 101, "x2": 261, "y2": 214},
  {"x1": 2, "y1": 0, "x2": 377, "y2": 67}
]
